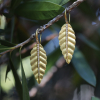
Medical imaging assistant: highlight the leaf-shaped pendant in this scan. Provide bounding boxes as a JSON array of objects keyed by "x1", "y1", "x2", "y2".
[
  {"x1": 30, "y1": 43, "x2": 47, "y2": 84},
  {"x1": 58, "y1": 23, "x2": 76, "y2": 64}
]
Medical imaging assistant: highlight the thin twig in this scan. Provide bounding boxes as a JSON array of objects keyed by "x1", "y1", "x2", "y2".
[{"x1": 0, "y1": 0, "x2": 85, "y2": 56}]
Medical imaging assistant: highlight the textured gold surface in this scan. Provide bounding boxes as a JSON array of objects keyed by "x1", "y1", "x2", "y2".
[
  {"x1": 30, "y1": 43, "x2": 47, "y2": 84},
  {"x1": 58, "y1": 23, "x2": 76, "y2": 64}
]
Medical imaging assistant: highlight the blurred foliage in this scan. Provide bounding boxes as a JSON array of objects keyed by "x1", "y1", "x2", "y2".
[
  {"x1": 92, "y1": 97, "x2": 100, "y2": 100},
  {"x1": 19, "y1": 47, "x2": 30, "y2": 100},
  {"x1": 45, "y1": 47, "x2": 62, "y2": 73},
  {"x1": 9, "y1": 53, "x2": 22, "y2": 100},
  {"x1": 72, "y1": 47, "x2": 96, "y2": 86},
  {"x1": 0, "y1": 0, "x2": 100, "y2": 100},
  {"x1": 77, "y1": 34, "x2": 100, "y2": 51},
  {"x1": 0, "y1": 15, "x2": 6, "y2": 29}
]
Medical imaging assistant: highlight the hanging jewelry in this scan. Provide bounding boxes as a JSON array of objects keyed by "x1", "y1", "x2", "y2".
[
  {"x1": 58, "y1": 9, "x2": 76, "y2": 64},
  {"x1": 30, "y1": 29, "x2": 47, "y2": 84}
]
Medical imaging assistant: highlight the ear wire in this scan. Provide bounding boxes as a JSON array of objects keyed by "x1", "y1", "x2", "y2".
[
  {"x1": 69, "y1": 13, "x2": 70, "y2": 23},
  {"x1": 65, "y1": 9, "x2": 68, "y2": 24},
  {"x1": 40, "y1": 34, "x2": 42, "y2": 43},
  {"x1": 36, "y1": 29, "x2": 39, "y2": 43}
]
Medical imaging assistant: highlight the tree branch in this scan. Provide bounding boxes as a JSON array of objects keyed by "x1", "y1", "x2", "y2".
[{"x1": 0, "y1": 0, "x2": 85, "y2": 56}]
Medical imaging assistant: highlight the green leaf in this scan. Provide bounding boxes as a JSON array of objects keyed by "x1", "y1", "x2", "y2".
[
  {"x1": 0, "y1": 64, "x2": 1, "y2": 95},
  {"x1": 5, "y1": 63, "x2": 11, "y2": 82},
  {"x1": 92, "y1": 97, "x2": 100, "y2": 100},
  {"x1": 30, "y1": 0, "x2": 70, "y2": 5},
  {"x1": 10, "y1": 54, "x2": 23, "y2": 100},
  {"x1": 27, "y1": 75, "x2": 36, "y2": 90},
  {"x1": 72, "y1": 47, "x2": 96, "y2": 86},
  {"x1": 11, "y1": 17, "x2": 15, "y2": 42},
  {"x1": 0, "y1": 45, "x2": 14, "y2": 54},
  {"x1": 46, "y1": 47, "x2": 62, "y2": 73},
  {"x1": 11, "y1": 0, "x2": 23, "y2": 10},
  {"x1": 15, "y1": 1, "x2": 64, "y2": 20},
  {"x1": 58, "y1": 0, "x2": 70, "y2": 5},
  {"x1": 0, "y1": 39, "x2": 15, "y2": 47},
  {"x1": 19, "y1": 47, "x2": 30, "y2": 100},
  {"x1": 78, "y1": 34, "x2": 100, "y2": 51},
  {"x1": 5, "y1": 16, "x2": 15, "y2": 82}
]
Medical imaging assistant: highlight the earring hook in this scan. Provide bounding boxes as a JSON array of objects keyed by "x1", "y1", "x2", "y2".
[
  {"x1": 36, "y1": 29, "x2": 39, "y2": 43},
  {"x1": 40, "y1": 34, "x2": 42, "y2": 43},
  {"x1": 65, "y1": 9, "x2": 68, "y2": 24},
  {"x1": 69, "y1": 13, "x2": 70, "y2": 23},
  {"x1": 36, "y1": 29, "x2": 42, "y2": 44}
]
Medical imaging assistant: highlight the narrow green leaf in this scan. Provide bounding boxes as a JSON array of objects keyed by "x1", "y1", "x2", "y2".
[
  {"x1": 5, "y1": 63, "x2": 11, "y2": 82},
  {"x1": 0, "y1": 45, "x2": 14, "y2": 53},
  {"x1": 10, "y1": 54, "x2": 23, "y2": 100},
  {"x1": 5, "y1": 17, "x2": 15, "y2": 81},
  {"x1": 72, "y1": 47, "x2": 96, "y2": 86},
  {"x1": 19, "y1": 47, "x2": 30, "y2": 100},
  {"x1": 15, "y1": 1, "x2": 64, "y2": 20},
  {"x1": 30, "y1": 0, "x2": 70, "y2": 5},
  {"x1": 11, "y1": 17, "x2": 15, "y2": 42},
  {"x1": 0, "y1": 65, "x2": 1, "y2": 96},
  {"x1": 92, "y1": 97, "x2": 100, "y2": 100},
  {"x1": 78, "y1": 34, "x2": 100, "y2": 51}
]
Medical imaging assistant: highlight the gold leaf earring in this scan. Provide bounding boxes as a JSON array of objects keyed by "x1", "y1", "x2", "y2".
[
  {"x1": 58, "y1": 9, "x2": 76, "y2": 64},
  {"x1": 30, "y1": 29, "x2": 47, "y2": 84}
]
